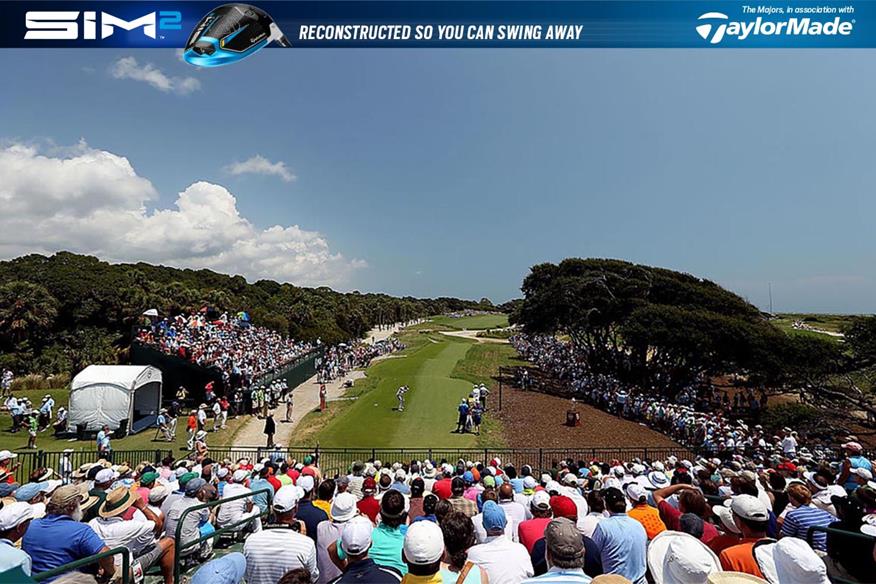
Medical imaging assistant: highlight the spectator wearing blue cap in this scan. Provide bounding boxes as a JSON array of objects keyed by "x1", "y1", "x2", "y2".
[
  {"x1": 191, "y1": 551, "x2": 247, "y2": 584},
  {"x1": 467, "y1": 501, "x2": 533, "y2": 583},
  {"x1": 14, "y1": 482, "x2": 47, "y2": 504}
]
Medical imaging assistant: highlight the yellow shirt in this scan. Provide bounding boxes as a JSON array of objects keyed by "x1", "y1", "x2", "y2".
[
  {"x1": 314, "y1": 499, "x2": 333, "y2": 519},
  {"x1": 401, "y1": 573, "x2": 443, "y2": 584}
]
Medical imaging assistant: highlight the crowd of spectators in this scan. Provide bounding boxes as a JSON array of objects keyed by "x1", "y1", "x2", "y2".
[
  {"x1": 0, "y1": 446, "x2": 874, "y2": 583},
  {"x1": 135, "y1": 312, "x2": 317, "y2": 391}
]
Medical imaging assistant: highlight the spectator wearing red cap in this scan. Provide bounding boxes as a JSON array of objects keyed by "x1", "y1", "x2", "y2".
[{"x1": 358, "y1": 477, "x2": 381, "y2": 524}]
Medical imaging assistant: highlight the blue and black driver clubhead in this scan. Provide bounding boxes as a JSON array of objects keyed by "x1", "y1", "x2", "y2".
[{"x1": 184, "y1": 3, "x2": 290, "y2": 67}]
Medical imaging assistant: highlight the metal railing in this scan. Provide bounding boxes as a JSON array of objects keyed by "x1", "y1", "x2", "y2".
[
  {"x1": 32, "y1": 546, "x2": 130, "y2": 583},
  {"x1": 12, "y1": 445, "x2": 696, "y2": 483},
  {"x1": 172, "y1": 487, "x2": 273, "y2": 582},
  {"x1": 805, "y1": 524, "x2": 876, "y2": 584}
]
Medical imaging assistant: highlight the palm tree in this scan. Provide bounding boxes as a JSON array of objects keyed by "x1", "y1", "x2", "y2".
[{"x1": 0, "y1": 281, "x2": 59, "y2": 345}]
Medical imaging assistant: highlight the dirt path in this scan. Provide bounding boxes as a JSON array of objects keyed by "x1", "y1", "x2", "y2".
[{"x1": 231, "y1": 322, "x2": 408, "y2": 447}]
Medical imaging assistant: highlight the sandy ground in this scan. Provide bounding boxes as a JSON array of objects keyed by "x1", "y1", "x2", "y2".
[
  {"x1": 232, "y1": 322, "x2": 407, "y2": 447},
  {"x1": 439, "y1": 329, "x2": 509, "y2": 343}
]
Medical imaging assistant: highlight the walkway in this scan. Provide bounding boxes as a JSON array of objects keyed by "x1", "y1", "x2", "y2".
[{"x1": 232, "y1": 322, "x2": 407, "y2": 447}]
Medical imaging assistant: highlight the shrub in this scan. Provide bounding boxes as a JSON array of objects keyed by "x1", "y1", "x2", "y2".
[{"x1": 10, "y1": 373, "x2": 51, "y2": 392}]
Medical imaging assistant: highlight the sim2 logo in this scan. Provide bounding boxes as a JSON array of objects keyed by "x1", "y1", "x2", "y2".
[
  {"x1": 695, "y1": 11, "x2": 854, "y2": 44},
  {"x1": 24, "y1": 10, "x2": 182, "y2": 40}
]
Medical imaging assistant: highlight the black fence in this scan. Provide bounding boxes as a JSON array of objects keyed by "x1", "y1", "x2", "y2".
[{"x1": 13, "y1": 445, "x2": 694, "y2": 482}]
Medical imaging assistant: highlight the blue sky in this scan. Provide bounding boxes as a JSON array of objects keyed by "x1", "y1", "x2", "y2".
[{"x1": 1, "y1": 48, "x2": 875, "y2": 312}]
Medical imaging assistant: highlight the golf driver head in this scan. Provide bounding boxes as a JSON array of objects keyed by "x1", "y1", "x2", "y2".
[{"x1": 183, "y1": 3, "x2": 290, "y2": 68}]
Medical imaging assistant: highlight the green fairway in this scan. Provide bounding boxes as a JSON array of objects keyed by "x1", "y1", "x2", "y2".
[
  {"x1": 429, "y1": 313, "x2": 509, "y2": 330},
  {"x1": 303, "y1": 331, "x2": 515, "y2": 448}
]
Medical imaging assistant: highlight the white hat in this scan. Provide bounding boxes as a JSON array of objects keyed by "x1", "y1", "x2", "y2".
[
  {"x1": 754, "y1": 538, "x2": 830, "y2": 584},
  {"x1": 395, "y1": 469, "x2": 407, "y2": 482},
  {"x1": 95, "y1": 468, "x2": 117, "y2": 484},
  {"x1": 712, "y1": 503, "x2": 742, "y2": 535},
  {"x1": 850, "y1": 467, "x2": 873, "y2": 481},
  {"x1": 648, "y1": 471, "x2": 670, "y2": 489},
  {"x1": 174, "y1": 467, "x2": 188, "y2": 478},
  {"x1": 403, "y1": 520, "x2": 444, "y2": 565},
  {"x1": 232, "y1": 469, "x2": 249, "y2": 483},
  {"x1": 531, "y1": 490, "x2": 551, "y2": 511},
  {"x1": 626, "y1": 483, "x2": 648, "y2": 503},
  {"x1": 0, "y1": 451, "x2": 17, "y2": 463},
  {"x1": 216, "y1": 467, "x2": 229, "y2": 479},
  {"x1": 562, "y1": 473, "x2": 578, "y2": 486},
  {"x1": 648, "y1": 530, "x2": 720, "y2": 584},
  {"x1": 340, "y1": 516, "x2": 373, "y2": 555},
  {"x1": 730, "y1": 495, "x2": 768, "y2": 521},
  {"x1": 331, "y1": 492, "x2": 358, "y2": 522},
  {"x1": 707, "y1": 572, "x2": 768, "y2": 583},
  {"x1": 297, "y1": 475, "x2": 315, "y2": 493},
  {"x1": 523, "y1": 476, "x2": 538, "y2": 490},
  {"x1": 272, "y1": 485, "x2": 301, "y2": 513},
  {"x1": 0, "y1": 502, "x2": 34, "y2": 531},
  {"x1": 196, "y1": 430, "x2": 207, "y2": 440}
]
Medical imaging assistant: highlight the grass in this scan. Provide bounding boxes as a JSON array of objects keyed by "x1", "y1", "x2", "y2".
[
  {"x1": 293, "y1": 329, "x2": 515, "y2": 448},
  {"x1": 429, "y1": 314, "x2": 509, "y2": 330},
  {"x1": 771, "y1": 313, "x2": 854, "y2": 344},
  {"x1": 0, "y1": 387, "x2": 249, "y2": 453}
]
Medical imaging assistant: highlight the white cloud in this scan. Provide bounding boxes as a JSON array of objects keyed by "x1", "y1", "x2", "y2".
[
  {"x1": 225, "y1": 155, "x2": 297, "y2": 182},
  {"x1": 0, "y1": 142, "x2": 364, "y2": 287},
  {"x1": 109, "y1": 56, "x2": 201, "y2": 96}
]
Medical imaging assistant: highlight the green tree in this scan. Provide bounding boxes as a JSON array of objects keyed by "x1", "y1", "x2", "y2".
[{"x1": 0, "y1": 281, "x2": 59, "y2": 346}]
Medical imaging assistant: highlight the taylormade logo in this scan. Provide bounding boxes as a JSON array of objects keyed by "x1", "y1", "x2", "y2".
[{"x1": 696, "y1": 12, "x2": 854, "y2": 44}]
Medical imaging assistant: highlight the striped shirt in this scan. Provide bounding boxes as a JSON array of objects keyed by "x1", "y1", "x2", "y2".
[
  {"x1": 244, "y1": 526, "x2": 319, "y2": 584},
  {"x1": 781, "y1": 504, "x2": 835, "y2": 551},
  {"x1": 523, "y1": 567, "x2": 593, "y2": 584}
]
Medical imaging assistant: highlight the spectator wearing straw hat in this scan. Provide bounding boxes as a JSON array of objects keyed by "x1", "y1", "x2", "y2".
[
  {"x1": 0, "y1": 502, "x2": 34, "y2": 575},
  {"x1": 88, "y1": 485, "x2": 176, "y2": 583},
  {"x1": 23, "y1": 484, "x2": 114, "y2": 581}
]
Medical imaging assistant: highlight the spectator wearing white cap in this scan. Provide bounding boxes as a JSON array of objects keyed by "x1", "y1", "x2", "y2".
[
  {"x1": 400, "y1": 520, "x2": 444, "y2": 584},
  {"x1": 625, "y1": 483, "x2": 665, "y2": 540},
  {"x1": 296, "y1": 475, "x2": 329, "y2": 544},
  {"x1": 467, "y1": 500, "x2": 534, "y2": 583},
  {"x1": 244, "y1": 485, "x2": 319, "y2": 584},
  {"x1": 519, "y1": 491, "x2": 553, "y2": 553},
  {"x1": 715, "y1": 495, "x2": 770, "y2": 578},
  {"x1": 327, "y1": 515, "x2": 402, "y2": 583},
  {"x1": 647, "y1": 530, "x2": 721, "y2": 584},
  {"x1": 316, "y1": 492, "x2": 359, "y2": 583},
  {"x1": 217, "y1": 468, "x2": 262, "y2": 535},
  {"x1": 0, "y1": 502, "x2": 34, "y2": 575}
]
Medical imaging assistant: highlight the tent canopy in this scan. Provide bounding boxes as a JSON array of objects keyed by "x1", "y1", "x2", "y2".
[{"x1": 69, "y1": 365, "x2": 162, "y2": 435}]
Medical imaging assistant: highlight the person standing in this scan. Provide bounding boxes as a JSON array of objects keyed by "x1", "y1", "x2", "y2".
[
  {"x1": 264, "y1": 413, "x2": 276, "y2": 448},
  {"x1": 167, "y1": 400, "x2": 179, "y2": 439},
  {"x1": 396, "y1": 386, "x2": 408, "y2": 412},
  {"x1": 320, "y1": 384, "x2": 328, "y2": 412},
  {"x1": 590, "y1": 488, "x2": 647, "y2": 584},
  {"x1": 211, "y1": 401, "x2": 221, "y2": 432},
  {"x1": 285, "y1": 391, "x2": 295, "y2": 423},
  {"x1": 186, "y1": 410, "x2": 198, "y2": 451},
  {"x1": 96, "y1": 424, "x2": 112, "y2": 461}
]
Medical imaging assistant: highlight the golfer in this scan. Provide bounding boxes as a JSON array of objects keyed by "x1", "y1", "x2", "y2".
[{"x1": 396, "y1": 385, "x2": 409, "y2": 412}]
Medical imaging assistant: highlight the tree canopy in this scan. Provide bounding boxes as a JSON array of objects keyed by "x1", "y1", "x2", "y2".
[{"x1": 0, "y1": 252, "x2": 490, "y2": 375}]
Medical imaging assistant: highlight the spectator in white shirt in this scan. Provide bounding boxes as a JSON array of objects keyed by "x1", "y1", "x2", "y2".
[
  {"x1": 315, "y1": 492, "x2": 358, "y2": 583},
  {"x1": 217, "y1": 470, "x2": 262, "y2": 534},
  {"x1": 244, "y1": 485, "x2": 319, "y2": 584},
  {"x1": 89, "y1": 485, "x2": 175, "y2": 583},
  {"x1": 499, "y1": 483, "x2": 528, "y2": 537},
  {"x1": 467, "y1": 500, "x2": 534, "y2": 583}
]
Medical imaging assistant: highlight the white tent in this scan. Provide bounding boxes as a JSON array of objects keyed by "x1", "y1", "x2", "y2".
[{"x1": 68, "y1": 365, "x2": 162, "y2": 435}]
